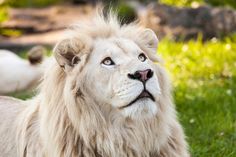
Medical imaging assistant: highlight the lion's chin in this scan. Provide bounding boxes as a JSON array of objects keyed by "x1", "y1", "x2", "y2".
[{"x1": 121, "y1": 99, "x2": 158, "y2": 119}]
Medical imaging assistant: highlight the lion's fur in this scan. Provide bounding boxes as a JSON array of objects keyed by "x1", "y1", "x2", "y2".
[{"x1": 0, "y1": 13, "x2": 189, "y2": 157}]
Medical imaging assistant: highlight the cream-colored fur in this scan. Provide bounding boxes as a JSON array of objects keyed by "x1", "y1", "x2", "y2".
[
  {"x1": 0, "y1": 46, "x2": 46, "y2": 94},
  {"x1": 0, "y1": 13, "x2": 189, "y2": 157}
]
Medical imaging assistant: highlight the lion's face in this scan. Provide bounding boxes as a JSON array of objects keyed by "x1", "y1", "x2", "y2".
[
  {"x1": 80, "y1": 37, "x2": 161, "y2": 118},
  {"x1": 54, "y1": 25, "x2": 161, "y2": 119}
]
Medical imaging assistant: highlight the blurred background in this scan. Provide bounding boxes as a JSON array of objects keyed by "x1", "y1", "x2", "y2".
[{"x1": 0, "y1": 0, "x2": 235, "y2": 156}]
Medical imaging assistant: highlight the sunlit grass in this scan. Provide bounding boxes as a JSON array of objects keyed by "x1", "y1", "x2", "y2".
[
  {"x1": 159, "y1": 0, "x2": 204, "y2": 7},
  {"x1": 0, "y1": 5, "x2": 8, "y2": 23},
  {"x1": 159, "y1": 38, "x2": 236, "y2": 157},
  {"x1": 0, "y1": 28, "x2": 22, "y2": 37}
]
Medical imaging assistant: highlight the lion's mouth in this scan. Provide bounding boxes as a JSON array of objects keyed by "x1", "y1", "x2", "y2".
[{"x1": 119, "y1": 90, "x2": 155, "y2": 109}]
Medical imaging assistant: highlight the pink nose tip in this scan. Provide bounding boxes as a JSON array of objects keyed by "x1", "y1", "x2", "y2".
[
  {"x1": 138, "y1": 70, "x2": 150, "y2": 82},
  {"x1": 128, "y1": 69, "x2": 154, "y2": 82}
]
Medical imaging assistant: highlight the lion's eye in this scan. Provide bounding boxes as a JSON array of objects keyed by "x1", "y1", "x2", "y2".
[
  {"x1": 138, "y1": 53, "x2": 147, "y2": 62},
  {"x1": 101, "y1": 57, "x2": 115, "y2": 66}
]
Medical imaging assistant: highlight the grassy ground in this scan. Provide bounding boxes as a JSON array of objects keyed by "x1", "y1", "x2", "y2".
[
  {"x1": 159, "y1": 38, "x2": 236, "y2": 157},
  {"x1": 11, "y1": 38, "x2": 236, "y2": 156}
]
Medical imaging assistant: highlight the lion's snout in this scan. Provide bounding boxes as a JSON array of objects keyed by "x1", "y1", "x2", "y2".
[{"x1": 127, "y1": 69, "x2": 153, "y2": 83}]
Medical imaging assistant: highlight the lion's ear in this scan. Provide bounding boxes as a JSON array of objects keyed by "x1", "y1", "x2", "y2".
[
  {"x1": 53, "y1": 37, "x2": 91, "y2": 72},
  {"x1": 140, "y1": 29, "x2": 158, "y2": 51},
  {"x1": 138, "y1": 29, "x2": 160, "y2": 62}
]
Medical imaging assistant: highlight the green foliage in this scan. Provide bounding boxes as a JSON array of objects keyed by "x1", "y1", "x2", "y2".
[
  {"x1": 0, "y1": 5, "x2": 8, "y2": 23},
  {"x1": 104, "y1": 1, "x2": 138, "y2": 24},
  {"x1": 0, "y1": 28, "x2": 22, "y2": 37},
  {"x1": 160, "y1": 0, "x2": 236, "y2": 8},
  {"x1": 17, "y1": 47, "x2": 52, "y2": 59},
  {"x1": 9, "y1": 91, "x2": 36, "y2": 100},
  {"x1": 205, "y1": 0, "x2": 236, "y2": 9},
  {"x1": 0, "y1": 5, "x2": 22, "y2": 37},
  {"x1": 117, "y1": 3, "x2": 137, "y2": 24},
  {"x1": 7, "y1": 0, "x2": 62, "y2": 8},
  {"x1": 159, "y1": 0, "x2": 204, "y2": 7},
  {"x1": 159, "y1": 38, "x2": 236, "y2": 156},
  {"x1": 0, "y1": 4, "x2": 19, "y2": 37}
]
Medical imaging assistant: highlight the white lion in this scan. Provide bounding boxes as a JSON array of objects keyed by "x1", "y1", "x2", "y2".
[
  {"x1": 0, "y1": 46, "x2": 46, "y2": 94},
  {"x1": 0, "y1": 13, "x2": 189, "y2": 157}
]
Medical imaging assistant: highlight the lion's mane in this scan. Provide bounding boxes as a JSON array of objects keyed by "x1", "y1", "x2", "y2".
[{"x1": 1, "y1": 13, "x2": 189, "y2": 157}]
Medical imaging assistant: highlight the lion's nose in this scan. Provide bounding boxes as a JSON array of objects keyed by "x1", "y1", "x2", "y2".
[{"x1": 128, "y1": 69, "x2": 153, "y2": 82}]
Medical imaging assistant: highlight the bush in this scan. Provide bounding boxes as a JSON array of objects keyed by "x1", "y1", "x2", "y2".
[
  {"x1": 103, "y1": 2, "x2": 138, "y2": 25},
  {"x1": 0, "y1": 5, "x2": 8, "y2": 23},
  {"x1": 7, "y1": 0, "x2": 62, "y2": 8},
  {"x1": 117, "y1": 3, "x2": 137, "y2": 24},
  {"x1": 160, "y1": 0, "x2": 236, "y2": 9},
  {"x1": 205, "y1": 0, "x2": 236, "y2": 9},
  {"x1": 159, "y1": 0, "x2": 204, "y2": 7}
]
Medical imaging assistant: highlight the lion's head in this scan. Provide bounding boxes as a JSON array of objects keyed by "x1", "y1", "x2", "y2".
[{"x1": 52, "y1": 14, "x2": 163, "y2": 121}]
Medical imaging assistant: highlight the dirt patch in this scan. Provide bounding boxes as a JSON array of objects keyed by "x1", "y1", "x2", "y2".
[{"x1": 0, "y1": 4, "x2": 95, "y2": 51}]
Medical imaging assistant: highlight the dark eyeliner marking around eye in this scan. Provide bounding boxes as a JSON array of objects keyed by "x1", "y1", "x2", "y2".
[
  {"x1": 138, "y1": 53, "x2": 147, "y2": 62},
  {"x1": 101, "y1": 57, "x2": 115, "y2": 65}
]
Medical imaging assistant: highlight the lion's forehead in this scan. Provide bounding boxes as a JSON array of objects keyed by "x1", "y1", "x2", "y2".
[{"x1": 91, "y1": 38, "x2": 142, "y2": 60}]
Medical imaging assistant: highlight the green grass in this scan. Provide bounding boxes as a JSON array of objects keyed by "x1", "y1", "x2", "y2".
[
  {"x1": 12, "y1": 38, "x2": 236, "y2": 156},
  {"x1": 158, "y1": 38, "x2": 236, "y2": 157},
  {"x1": 159, "y1": 0, "x2": 204, "y2": 7},
  {"x1": 9, "y1": 91, "x2": 36, "y2": 100},
  {"x1": 159, "y1": 0, "x2": 236, "y2": 9},
  {"x1": 0, "y1": 5, "x2": 8, "y2": 23}
]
